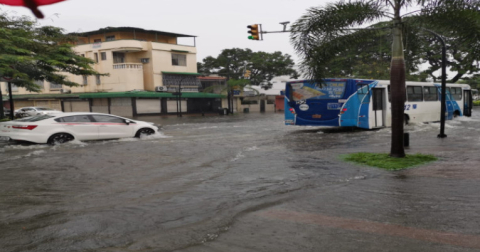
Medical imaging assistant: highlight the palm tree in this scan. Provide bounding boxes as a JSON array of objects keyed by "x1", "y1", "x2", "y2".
[{"x1": 291, "y1": 0, "x2": 480, "y2": 157}]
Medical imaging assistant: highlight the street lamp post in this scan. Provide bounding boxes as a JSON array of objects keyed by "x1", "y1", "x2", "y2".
[
  {"x1": 8, "y1": 82, "x2": 14, "y2": 120},
  {"x1": 423, "y1": 29, "x2": 447, "y2": 138}
]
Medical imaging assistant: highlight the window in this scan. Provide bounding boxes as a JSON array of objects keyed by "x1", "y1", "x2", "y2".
[
  {"x1": 424, "y1": 86, "x2": 438, "y2": 101},
  {"x1": 357, "y1": 84, "x2": 370, "y2": 103},
  {"x1": 96, "y1": 75, "x2": 101, "y2": 85},
  {"x1": 101, "y1": 52, "x2": 107, "y2": 61},
  {"x1": 35, "y1": 80, "x2": 44, "y2": 89},
  {"x1": 240, "y1": 98, "x2": 258, "y2": 105},
  {"x1": 55, "y1": 115, "x2": 92, "y2": 123},
  {"x1": 17, "y1": 114, "x2": 54, "y2": 122},
  {"x1": 113, "y1": 52, "x2": 125, "y2": 63},
  {"x1": 106, "y1": 35, "x2": 115, "y2": 41},
  {"x1": 94, "y1": 39, "x2": 101, "y2": 43},
  {"x1": 82, "y1": 76, "x2": 88, "y2": 85},
  {"x1": 91, "y1": 115, "x2": 125, "y2": 123},
  {"x1": 81, "y1": 54, "x2": 85, "y2": 57},
  {"x1": 172, "y1": 54, "x2": 187, "y2": 66},
  {"x1": 94, "y1": 53, "x2": 98, "y2": 63},
  {"x1": 407, "y1": 86, "x2": 423, "y2": 101},
  {"x1": 6, "y1": 83, "x2": 19, "y2": 92},
  {"x1": 450, "y1": 87, "x2": 462, "y2": 101},
  {"x1": 50, "y1": 82, "x2": 62, "y2": 89}
]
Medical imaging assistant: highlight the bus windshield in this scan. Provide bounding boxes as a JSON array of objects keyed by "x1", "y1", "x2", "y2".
[{"x1": 289, "y1": 81, "x2": 347, "y2": 101}]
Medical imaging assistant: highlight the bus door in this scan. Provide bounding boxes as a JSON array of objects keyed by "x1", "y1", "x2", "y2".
[
  {"x1": 464, "y1": 89, "x2": 473, "y2": 117},
  {"x1": 372, "y1": 88, "x2": 385, "y2": 127},
  {"x1": 436, "y1": 85, "x2": 454, "y2": 120}
]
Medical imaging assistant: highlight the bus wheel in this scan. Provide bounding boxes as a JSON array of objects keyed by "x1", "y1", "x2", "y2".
[
  {"x1": 404, "y1": 115, "x2": 409, "y2": 125},
  {"x1": 453, "y1": 111, "x2": 460, "y2": 118}
]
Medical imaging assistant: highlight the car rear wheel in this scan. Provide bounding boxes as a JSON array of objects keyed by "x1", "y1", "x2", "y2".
[
  {"x1": 48, "y1": 133, "x2": 74, "y2": 145},
  {"x1": 135, "y1": 128, "x2": 155, "y2": 138}
]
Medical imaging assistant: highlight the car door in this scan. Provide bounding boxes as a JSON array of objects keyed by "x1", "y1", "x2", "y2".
[
  {"x1": 91, "y1": 114, "x2": 134, "y2": 139},
  {"x1": 56, "y1": 115, "x2": 98, "y2": 140}
]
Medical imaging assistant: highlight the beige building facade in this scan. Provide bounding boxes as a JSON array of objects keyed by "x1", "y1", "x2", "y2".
[{"x1": 1, "y1": 27, "x2": 199, "y2": 95}]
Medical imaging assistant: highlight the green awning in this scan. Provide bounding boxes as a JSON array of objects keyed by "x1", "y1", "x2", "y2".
[
  {"x1": 1, "y1": 93, "x2": 82, "y2": 100},
  {"x1": 78, "y1": 91, "x2": 224, "y2": 99},
  {"x1": 161, "y1": 71, "x2": 201, "y2": 76}
]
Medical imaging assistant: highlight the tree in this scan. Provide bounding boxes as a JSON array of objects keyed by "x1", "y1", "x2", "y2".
[
  {"x1": 198, "y1": 48, "x2": 299, "y2": 89},
  {"x1": 290, "y1": 1, "x2": 480, "y2": 158},
  {"x1": 0, "y1": 12, "x2": 103, "y2": 92}
]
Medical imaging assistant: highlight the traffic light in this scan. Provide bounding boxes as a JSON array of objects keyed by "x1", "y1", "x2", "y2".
[
  {"x1": 244, "y1": 70, "x2": 251, "y2": 78},
  {"x1": 247, "y1": 24, "x2": 260, "y2": 40}
]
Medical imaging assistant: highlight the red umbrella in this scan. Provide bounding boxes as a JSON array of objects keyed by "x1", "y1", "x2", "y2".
[{"x1": 0, "y1": 0, "x2": 66, "y2": 18}]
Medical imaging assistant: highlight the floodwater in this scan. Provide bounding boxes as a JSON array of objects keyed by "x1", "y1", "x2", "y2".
[{"x1": 1, "y1": 109, "x2": 480, "y2": 251}]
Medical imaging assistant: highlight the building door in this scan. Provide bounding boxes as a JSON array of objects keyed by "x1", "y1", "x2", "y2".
[
  {"x1": 372, "y1": 88, "x2": 385, "y2": 127},
  {"x1": 260, "y1": 100, "x2": 265, "y2": 112}
]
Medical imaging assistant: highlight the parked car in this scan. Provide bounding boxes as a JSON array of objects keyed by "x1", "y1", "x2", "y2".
[
  {"x1": 0, "y1": 112, "x2": 159, "y2": 144},
  {"x1": 14, "y1": 107, "x2": 62, "y2": 118},
  {"x1": 2, "y1": 107, "x2": 10, "y2": 117}
]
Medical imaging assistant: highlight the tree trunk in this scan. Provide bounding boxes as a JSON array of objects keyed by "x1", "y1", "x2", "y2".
[{"x1": 389, "y1": 25, "x2": 406, "y2": 158}]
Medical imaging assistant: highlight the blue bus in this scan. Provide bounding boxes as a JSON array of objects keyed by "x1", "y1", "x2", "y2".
[{"x1": 284, "y1": 79, "x2": 473, "y2": 129}]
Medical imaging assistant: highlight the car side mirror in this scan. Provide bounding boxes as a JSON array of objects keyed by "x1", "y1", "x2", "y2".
[{"x1": 124, "y1": 119, "x2": 131, "y2": 125}]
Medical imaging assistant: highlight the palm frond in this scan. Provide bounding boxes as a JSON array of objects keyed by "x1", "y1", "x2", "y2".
[
  {"x1": 297, "y1": 26, "x2": 391, "y2": 82},
  {"x1": 291, "y1": 1, "x2": 391, "y2": 82}
]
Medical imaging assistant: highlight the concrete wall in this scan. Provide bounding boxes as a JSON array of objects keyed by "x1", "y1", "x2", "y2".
[{"x1": 235, "y1": 96, "x2": 275, "y2": 113}]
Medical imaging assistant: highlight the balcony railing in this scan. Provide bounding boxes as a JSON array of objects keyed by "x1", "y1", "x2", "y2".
[{"x1": 113, "y1": 63, "x2": 143, "y2": 69}]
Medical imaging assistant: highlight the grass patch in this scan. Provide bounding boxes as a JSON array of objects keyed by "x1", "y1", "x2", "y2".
[
  {"x1": 0, "y1": 118, "x2": 11, "y2": 122},
  {"x1": 342, "y1": 152, "x2": 437, "y2": 171},
  {"x1": 473, "y1": 100, "x2": 480, "y2": 106}
]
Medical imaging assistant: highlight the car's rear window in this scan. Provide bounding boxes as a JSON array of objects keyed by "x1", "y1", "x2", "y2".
[
  {"x1": 15, "y1": 115, "x2": 55, "y2": 122},
  {"x1": 36, "y1": 107, "x2": 54, "y2": 111}
]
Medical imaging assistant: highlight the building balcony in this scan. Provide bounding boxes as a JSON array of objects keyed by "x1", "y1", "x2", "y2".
[{"x1": 113, "y1": 63, "x2": 143, "y2": 69}]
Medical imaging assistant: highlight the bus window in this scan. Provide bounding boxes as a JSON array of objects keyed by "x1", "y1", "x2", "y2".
[
  {"x1": 357, "y1": 84, "x2": 370, "y2": 103},
  {"x1": 407, "y1": 86, "x2": 423, "y2": 101},
  {"x1": 424, "y1": 86, "x2": 438, "y2": 101},
  {"x1": 450, "y1": 87, "x2": 462, "y2": 100}
]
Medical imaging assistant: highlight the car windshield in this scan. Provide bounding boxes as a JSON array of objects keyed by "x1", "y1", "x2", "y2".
[
  {"x1": 15, "y1": 114, "x2": 55, "y2": 122},
  {"x1": 36, "y1": 107, "x2": 54, "y2": 111}
]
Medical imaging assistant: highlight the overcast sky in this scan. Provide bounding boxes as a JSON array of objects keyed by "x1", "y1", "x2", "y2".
[{"x1": 1, "y1": 0, "x2": 334, "y2": 64}]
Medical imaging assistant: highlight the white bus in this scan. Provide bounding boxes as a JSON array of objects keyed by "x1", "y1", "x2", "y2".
[{"x1": 338, "y1": 80, "x2": 473, "y2": 129}]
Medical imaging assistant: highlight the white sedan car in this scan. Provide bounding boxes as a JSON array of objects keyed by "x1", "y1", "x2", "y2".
[
  {"x1": 0, "y1": 112, "x2": 159, "y2": 144},
  {"x1": 15, "y1": 107, "x2": 62, "y2": 117}
]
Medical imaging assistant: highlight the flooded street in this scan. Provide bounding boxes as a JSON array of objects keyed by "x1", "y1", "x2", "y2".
[{"x1": 2, "y1": 109, "x2": 480, "y2": 251}]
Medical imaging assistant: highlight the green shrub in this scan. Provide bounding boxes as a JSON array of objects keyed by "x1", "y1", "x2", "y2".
[{"x1": 473, "y1": 100, "x2": 480, "y2": 106}]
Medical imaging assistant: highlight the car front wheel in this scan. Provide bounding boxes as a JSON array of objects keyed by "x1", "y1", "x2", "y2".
[
  {"x1": 48, "y1": 133, "x2": 74, "y2": 145},
  {"x1": 135, "y1": 128, "x2": 155, "y2": 138}
]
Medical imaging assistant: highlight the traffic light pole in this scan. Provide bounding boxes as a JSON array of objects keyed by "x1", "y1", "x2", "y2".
[{"x1": 248, "y1": 22, "x2": 291, "y2": 40}]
